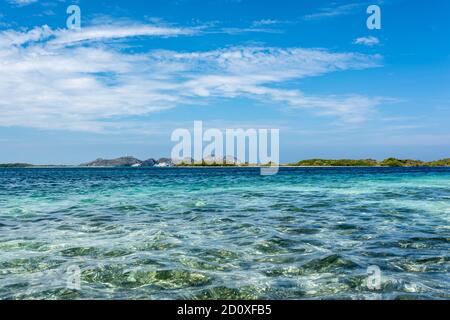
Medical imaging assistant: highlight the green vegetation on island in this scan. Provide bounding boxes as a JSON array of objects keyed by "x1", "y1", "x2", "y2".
[
  {"x1": 0, "y1": 163, "x2": 33, "y2": 168},
  {"x1": 425, "y1": 158, "x2": 450, "y2": 167},
  {"x1": 292, "y1": 158, "x2": 450, "y2": 167},
  {"x1": 294, "y1": 159, "x2": 378, "y2": 167},
  {"x1": 177, "y1": 161, "x2": 237, "y2": 167},
  {"x1": 379, "y1": 158, "x2": 424, "y2": 167}
]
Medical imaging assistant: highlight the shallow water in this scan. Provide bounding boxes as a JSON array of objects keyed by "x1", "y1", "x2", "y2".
[{"x1": 0, "y1": 167, "x2": 449, "y2": 300}]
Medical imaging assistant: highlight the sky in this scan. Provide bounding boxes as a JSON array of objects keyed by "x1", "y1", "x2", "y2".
[{"x1": 0, "y1": 0, "x2": 449, "y2": 164}]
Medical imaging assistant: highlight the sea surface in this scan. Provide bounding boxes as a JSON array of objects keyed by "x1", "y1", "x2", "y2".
[{"x1": 0, "y1": 167, "x2": 449, "y2": 300}]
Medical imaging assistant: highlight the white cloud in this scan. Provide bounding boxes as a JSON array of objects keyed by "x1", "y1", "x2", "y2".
[
  {"x1": 156, "y1": 47, "x2": 385, "y2": 122},
  {"x1": 0, "y1": 24, "x2": 388, "y2": 132},
  {"x1": 0, "y1": 25, "x2": 53, "y2": 46},
  {"x1": 354, "y1": 36, "x2": 380, "y2": 46}
]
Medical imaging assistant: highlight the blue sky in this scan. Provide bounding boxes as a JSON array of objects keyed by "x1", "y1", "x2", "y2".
[{"x1": 0, "y1": 0, "x2": 449, "y2": 164}]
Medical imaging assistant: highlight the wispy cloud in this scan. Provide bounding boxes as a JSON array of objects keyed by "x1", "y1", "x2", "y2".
[
  {"x1": 0, "y1": 23, "x2": 388, "y2": 132},
  {"x1": 147, "y1": 47, "x2": 387, "y2": 123},
  {"x1": 0, "y1": 24, "x2": 200, "y2": 47},
  {"x1": 8, "y1": 0, "x2": 38, "y2": 6},
  {"x1": 51, "y1": 24, "x2": 200, "y2": 45},
  {"x1": 251, "y1": 19, "x2": 290, "y2": 27},
  {"x1": 354, "y1": 36, "x2": 380, "y2": 46},
  {"x1": 303, "y1": 3, "x2": 363, "y2": 20},
  {"x1": 218, "y1": 27, "x2": 282, "y2": 35}
]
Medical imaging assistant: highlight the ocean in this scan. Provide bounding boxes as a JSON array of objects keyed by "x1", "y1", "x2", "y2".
[{"x1": 0, "y1": 167, "x2": 449, "y2": 299}]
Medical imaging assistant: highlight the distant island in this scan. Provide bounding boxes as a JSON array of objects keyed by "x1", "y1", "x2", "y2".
[
  {"x1": 1, "y1": 157, "x2": 449, "y2": 168},
  {"x1": 292, "y1": 158, "x2": 450, "y2": 167}
]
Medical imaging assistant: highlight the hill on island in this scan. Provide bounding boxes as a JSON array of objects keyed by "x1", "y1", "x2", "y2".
[{"x1": 79, "y1": 157, "x2": 174, "y2": 167}]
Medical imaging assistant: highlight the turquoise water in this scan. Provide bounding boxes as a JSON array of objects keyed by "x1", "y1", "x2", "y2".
[{"x1": 0, "y1": 167, "x2": 449, "y2": 300}]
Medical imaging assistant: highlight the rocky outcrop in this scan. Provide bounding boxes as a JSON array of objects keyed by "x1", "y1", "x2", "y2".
[
  {"x1": 80, "y1": 157, "x2": 142, "y2": 167},
  {"x1": 141, "y1": 158, "x2": 157, "y2": 167},
  {"x1": 155, "y1": 158, "x2": 175, "y2": 167},
  {"x1": 79, "y1": 156, "x2": 178, "y2": 167}
]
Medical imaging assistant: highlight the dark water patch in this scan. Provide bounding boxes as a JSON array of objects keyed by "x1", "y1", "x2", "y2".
[
  {"x1": 404, "y1": 186, "x2": 450, "y2": 201},
  {"x1": 114, "y1": 204, "x2": 140, "y2": 212},
  {"x1": 12, "y1": 288, "x2": 82, "y2": 300},
  {"x1": 240, "y1": 207, "x2": 261, "y2": 213},
  {"x1": 285, "y1": 227, "x2": 320, "y2": 235},
  {"x1": 263, "y1": 266, "x2": 305, "y2": 277},
  {"x1": 274, "y1": 215, "x2": 297, "y2": 223},
  {"x1": 302, "y1": 254, "x2": 358, "y2": 272},
  {"x1": 61, "y1": 247, "x2": 99, "y2": 257},
  {"x1": 197, "y1": 249, "x2": 239, "y2": 263},
  {"x1": 216, "y1": 218, "x2": 235, "y2": 223},
  {"x1": 367, "y1": 238, "x2": 435, "y2": 251},
  {"x1": 128, "y1": 270, "x2": 212, "y2": 289},
  {"x1": 194, "y1": 286, "x2": 262, "y2": 300},
  {"x1": 179, "y1": 256, "x2": 231, "y2": 271},
  {"x1": 84, "y1": 267, "x2": 212, "y2": 290},
  {"x1": 80, "y1": 198, "x2": 98, "y2": 204},
  {"x1": 0, "y1": 241, "x2": 50, "y2": 252},
  {"x1": 391, "y1": 256, "x2": 450, "y2": 273},
  {"x1": 254, "y1": 237, "x2": 293, "y2": 254},
  {"x1": 241, "y1": 192, "x2": 266, "y2": 198},
  {"x1": 264, "y1": 282, "x2": 306, "y2": 299},
  {"x1": 139, "y1": 241, "x2": 180, "y2": 251},
  {"x1": 69, "y1": 223, "x2": 123, "y2": 236},
  {"x1": 348, "y1": 204, "x2": 371, "y2": 213},
  {"x1": 0, "y1": 257, "x2": 64, "y2": 274},
  {"x1": 362, "y1": 249, "x2": 400, "y2": 258},
  {"x1": 0, "y1": 282, "x2": 31, "y2": 299},
  {"x1": 269, "y1": 203, "x2": 303, "y2": 213},
  {"x1": 415, "y1": 256, "x2": 450, "y2": 264},
  {"x1": 89, "y1": 216, "x2": 115, "y2": 223},
  {"x1": 143, "y1": 203, "x2": 164, "y2": 210},
  {"x1": 101, "y1": 248, "x2": 134, "y2": 258},
  {"x1": 396, "y1": 236, "x2": 449, "y2": 249},
  {"x1": 385, "y1": 207, "x2": 423, "y2": 217},
  {"x1": 373, "y1": 191, "x2": 405, "y2": 199},
  {"x1": 303, "y1": 200, "x2": 334, "y2": 209},
  {"x1": 333, "y1": 224, "x2": 362, "y2": 231},
  {"x1": 24, "y1": 216, "x2": 60, "y2": 223},
  {"x1": 82, "y1": 264, "x2": 132, "y2": 288},
  {"x1": 393, "y1": 294, "x2": 436, "y2": 300},
  {"x1": 409, "y1": 236, "x2": 449, "y2": 243},
  {"x1": 254, "y1": 254, "x2": 297, "y2": 264},
  {"x1": 235, "y1": 223, "x2": 256, "y2": 231},
  {"x1": 0, "y1": 282, "x2": 30, "y2": 291},
  {"x1": 341, "y1": 275, "x2": 368, "y2": 291},
  {"x1": 284, "y1": 206, "x2": 303, "y2": 213},
  {"x1": 129, "y1": 257, "x2": 166, "y2": 268},
  {"x1": 192, "y1": 207, "x2": 225, "y2": 214}
]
